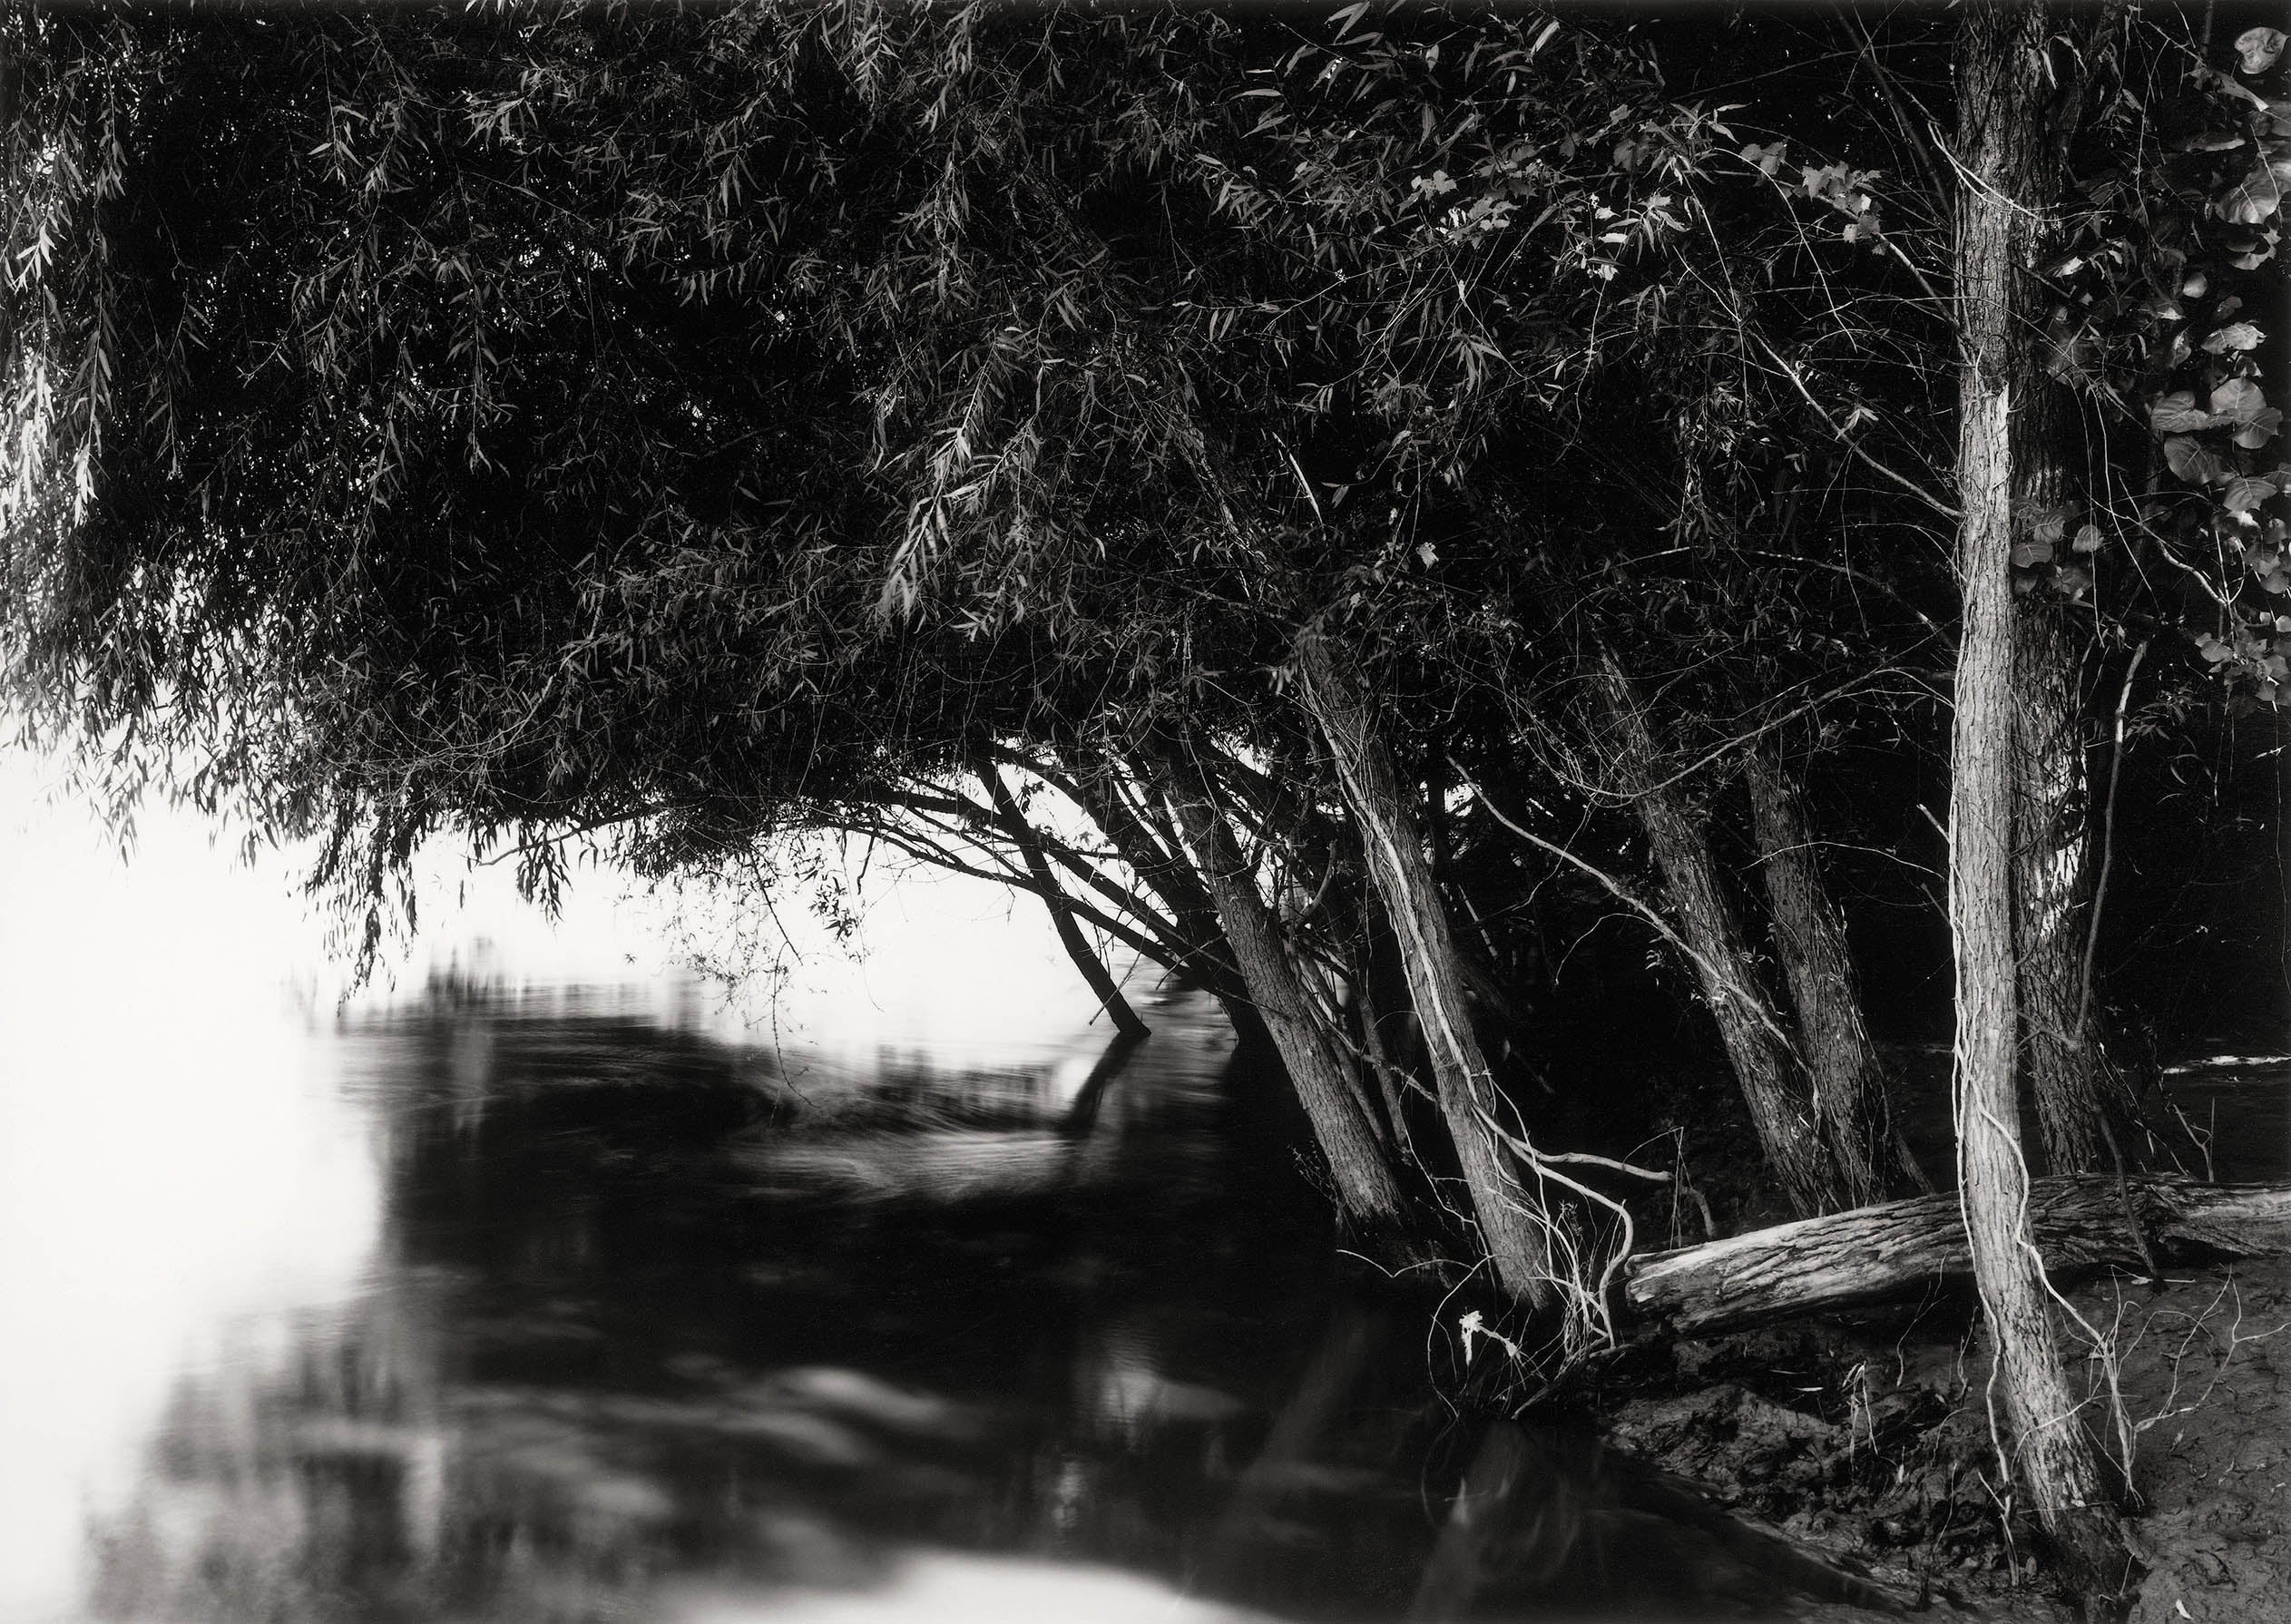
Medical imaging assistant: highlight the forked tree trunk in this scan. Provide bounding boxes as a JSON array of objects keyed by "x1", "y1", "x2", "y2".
[
  {"x1": 1591, "y1": 654, "x2": 1845, "y2": 1218},
  {"x1": 1743, "y1": 749, "x2": 1924, "y2": 1202},
  {"x1": 1144, "y1": 736, "x2": 1415, "y2": 1243},
  {"x1": 2014, "y1": 609, "x2": 2139, "y2": 1174},
  {"x1": 1295, "y1": 629, "x2": 1555, "y2": 1308},
  {"x1": 984, "y1": 765, "x2": 1150, "y2": 1042},
  {"x1": 1951, "y1": 4, "x2": 2132, "y2": 1598}
]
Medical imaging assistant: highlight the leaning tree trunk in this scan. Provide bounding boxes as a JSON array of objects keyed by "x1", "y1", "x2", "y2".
[
  {"x1": 1951, "y1": 4, "x2": 2133, "y2": 1598},
  {"x1": 1058, "y1": 743, "x2": 1266, "y2": 1038},
  {"x1": 1743, "y1": 749, "x2": 1924, "y2": 1202},
  {"x1": 1295, "y1": 628, "x2": 1556, "y2": 1308},
  {"x1": 2014, "y1": 608, "x2": 2140, "y2": 1174},
  {"x1": 1144, "y1": 735, "x2": 1415, "y2": 1244},
  {"x1": 984, "y1": 764, "x2": 1150, "y2": 1042},
  {"x1": 1591, "y1": 654, "x2": 1846, "y2": 1218}
]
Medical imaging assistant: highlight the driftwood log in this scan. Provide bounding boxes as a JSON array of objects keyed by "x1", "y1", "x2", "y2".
[{"x1": 1623, "y1": 1176, "x2": 2291, "y2": 1339}]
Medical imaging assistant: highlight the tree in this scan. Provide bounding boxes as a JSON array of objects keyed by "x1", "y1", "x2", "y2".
[
  {"x1": 1946, "y1": 2, "x2": 2136, "y2": 1597},
  {"x1": 5, "y1": 11, "x2": 2284, "y2": 1514}
]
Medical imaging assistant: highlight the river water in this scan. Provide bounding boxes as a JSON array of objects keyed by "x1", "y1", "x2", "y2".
[{"x1": 4, "y1": 965, "x2": 1992, "y2": 1624}]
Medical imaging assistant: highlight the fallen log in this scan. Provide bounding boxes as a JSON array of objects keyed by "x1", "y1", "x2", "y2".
[{"x1": 1623, "y1": 1175, "x2": 2291, "y2": 1339}]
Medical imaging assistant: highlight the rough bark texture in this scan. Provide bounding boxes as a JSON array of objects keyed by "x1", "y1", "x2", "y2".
[
  {"x1": 1952, "y1": 4, "x2": 2132, "y2": 1598},
  {"x1": 1625, "y1": 1175, "x2": 2291, "y2": 1338},
  {"x1": 1145, "y1": 737, "x2": 1414, "y2": 1240},
  {"x1": 1295, "y1": 629, "x2": 1555, "y2": 1307},
  {"x1": 984, "y1": 765, "x2": 1150, "y2": 1042},
  {"x1": 1592, "y1": 654, "x2": 1843, "y2": 1218},
  {"x1": 1743, "y1": 750, "x2": 1923, "y2": 1202},
  {"x1": 2014, "y1": 608, "x2": 2140, "y2": 1175}
]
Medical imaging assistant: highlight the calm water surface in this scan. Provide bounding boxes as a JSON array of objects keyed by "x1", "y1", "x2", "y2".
[{"x1": 7, "y1": 973, "x2": 2286, "y2": 1624}]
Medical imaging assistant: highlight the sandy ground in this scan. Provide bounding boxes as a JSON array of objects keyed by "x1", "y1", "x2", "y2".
[
  {"x1": 2114, "y1": 1257, "x2": 2291, "y2": 1624},
  {"x1": 1599, "y1": 1257, "x2": 2291, "y2": 1623}
]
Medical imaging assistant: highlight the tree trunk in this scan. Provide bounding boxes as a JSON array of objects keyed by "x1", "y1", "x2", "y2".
[
  {"x1": 1294, "y1": 628, "x2": 1555, "y2": 1308},
  {"x1": 1143, "y1": 735, "x2": 1415, "y2": 1242},
  {"x1": 1743, "y1": 749, "x2": 1925, "y2": 1202},
  {"x1": 984, "y1": 765, "x2": 1150, "y2": 1042},
  {"x1": 1592, "y1": 654, "x2": 1845, "y2": 1218},
  {"x1": 1952, "y1": 5, "x2": 2132, "y2": 1597},
  {"x1": 1625, "y1": 1175, "x2": 2291, "y2": 1339},
  {"x1": 1354, "y1": 922, "x2": 1421, "y2": 1167},
  {"x1": 2014, "y1": 609, "x2": 2139, "y2": 1174},
  {"x1": 1056, "y1": 745, "x2": 1264, "y2": 1035}
]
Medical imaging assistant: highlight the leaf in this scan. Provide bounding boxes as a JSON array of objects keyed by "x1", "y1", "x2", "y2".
[
  {"x1": 2150, "y1": 389, "x2": 2218, "y2": 433},
  {"x1": 2203, "y1": 321, "x2": 2266, "y2": 352},
  {"x1": 2212, "y1": 377, "x2": 2269, "y2": 424},
  {"x1": 1741, "y1": 139, "x2": 1788, "y2": 177},
  {"x1": 2071, "y1": 523, "x2": 2104, "y2": 553},
  {"x1": 2012, "y1": 538, "x2": 2054, "y2": 568},
  {"x1": 2219, "y1": 162, "x2": 2284, "y2": 225},
  {"x1": 2236, "y1": 409, "x2": 2284, "y2": 448},
  {"x1": 2164, "y1": 435, "x2": 2230, "y2": 484},
  {"x1": 2226, "y1": 474, "x2": 2279, "y2": 513},
  {"x1": 2237, "y1": 26, "x2": 2286, "y2": 74}
]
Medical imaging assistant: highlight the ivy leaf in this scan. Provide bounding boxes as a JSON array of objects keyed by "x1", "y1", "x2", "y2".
[
  {"x1": 2150, "y1": 390, "x2": 2218, "y2": 433},
  {"x1": 2071, "y1": 523, "x2": 2104, "y2": 553},
  {"x1": 2236, "y1": 26, "x2": 2287, "y2": 75},
  {"x1": 1739, "y1": 140, "x2": 1787, "y2": 177},
  {"x1": 2202, "y1": 321, "x2": 2266, "y2": 352},
  {"x1": 2012, "y1": 538, "x2": 2054, "y2": 568},
  {"x1": 2212, "y1": 377, "x2": 2269, "y2": 424}
]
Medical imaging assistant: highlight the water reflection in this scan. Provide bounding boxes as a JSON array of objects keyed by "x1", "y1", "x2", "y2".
[{"x1": 49, "y1": 986, "x2": 1906, "y2": 1624}]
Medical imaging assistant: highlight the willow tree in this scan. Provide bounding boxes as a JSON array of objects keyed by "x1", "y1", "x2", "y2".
[{"x1": 0, "y1": 3, "x2": 1464, "y2": 1266}]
